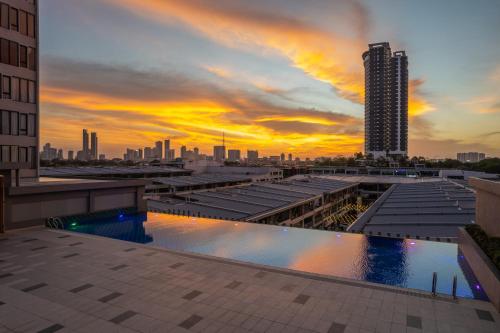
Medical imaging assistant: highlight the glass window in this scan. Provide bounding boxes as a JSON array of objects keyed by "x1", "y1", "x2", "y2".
[
  {"x1": 28, "y1": 80, "x2": 35, "y2": 103},
  {"x1": 10, "y1": 111, "x2": 18, "y2": 135},
  {"x1": 0, "y1": 3, "x2": 8, "y2": 29},
  {"x1": 20, "y1": 78, "x2": 28, "y2": 102},
  {"x1": 2, "y1": 75, "x2": 10, "y2": 99},
  {"x1": 9, "y1": 7, "x2": 17, "y2": 31},
  {"x1": 19, "y1": 10, "x2": 27, "y2": 35},
  {"x1": 27, "y1": 13, "x2": 35, "y2": 37},
  {"x1": 9, "y1": 40, "x2": 18, "y2": 66},
  {"x1": 1, "y1": 146, "x2": 10, "y2": 162},
  {"x1": 19, "y1": 45, "x2": 27, "y2": 67},
  {"x1": 27, "y1": 113, "x2": 35, "y2": 136},
  {"x1": 28, "y1": 47, "x2": 35, "y2": 70},
  {"x1": 10, "y1": 146, "x2": 17, "y2": 162},
  {"x1": 19, "y1": 113, "x2": 27, "y2": 135},
  {"x1": 0, "y1": 38, "x2": 9, "y2": 64},
  {"x1": 11, "y1": 77, "x2": 19, "y2": 101},
  {"x1": 1, "y1": 111, "x2": 9, "y2": 135},
  {"x1": 19, "y1": 146, "x2": 27, "y2": 162}
]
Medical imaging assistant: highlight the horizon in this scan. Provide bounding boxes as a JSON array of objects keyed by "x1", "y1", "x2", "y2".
[{"x1": 40, "y1": 0, "x2": 500, "y2": 159}]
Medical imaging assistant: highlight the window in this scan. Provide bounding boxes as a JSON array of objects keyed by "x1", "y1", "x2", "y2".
[
  {"x1": 0, "y1": 3, "x2": 8, "y2": 29},
  {"x1": 9, "y1": 40, "x2": 18, "y2": 66},
  {"x1": 10, "y1": 145, "x2": 17, "y2": 162},
  {"x1": 10, "y1": 111, "x2": 18, "y2": 135},
  {"x1": 20, "y1": 78, "x2": 27, "y2": 102},
  {"x1": 11, "y1": 76, "x2": 19, "y2": 101},
  {"x1": 19, "y1": 113, "x2": 27, "y2": 135},
  {"x1": 19, "y1": 45, "x2": 27, "y2": 67},
  {"x1": 1, "y1": 110, "x2": 9, "y2": 134},
  {"x1": 27, "y1": 13, "x2": 34, "y2": 37},
  {"x1": 9, "y1": 7, "x2": 17, "y2": 31},
  {"x1": 27, "y1": 47, "x2": 35, "y2": 70},
  {"x1": 19, "y1": 10, "x2": 26, "y2": 35},
  {"x1": 18, "y1": 146, "x2": 27, "y2": 162},
  {"x1": 1, "y1": 146, "x2": 10, "y2": 162},
  {"x1": 27, "y1": 113, "x2": 35, "y2": 136},
  {"x1": 0, "y1": 38, "x2": 8, "y2": 64},
  {"x1": 28, "y1": 80, "x2": 35, "y2": 103},
  {"x1": 2, "y1": 75, "x2": 10, "y2": 99}
]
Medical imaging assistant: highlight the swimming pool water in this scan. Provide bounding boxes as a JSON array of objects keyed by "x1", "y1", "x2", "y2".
[{"x1": 63, "y1": 212, "x2": 487, "y2": 299}]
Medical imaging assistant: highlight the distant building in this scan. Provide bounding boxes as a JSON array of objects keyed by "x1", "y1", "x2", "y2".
[
  {"x1": 90, "y1": 132, "x2": 98, "y2": 160},
  {"x1": 457, "y1": 152, "x2": 486, "y2": 163},
  {"x1": 144, "y1": 147, "x2": 153, "y2": 159},
  {"x1": 99, "y1": 154, "x2": 105, "y2": 160},
  {"x1": 228, "y1": 149, "x2": 241, "y2": 162},
  {"x1": 193, "y1": 147, "x2": 199, "y2": 158},
  {"x1": 214, "y1": 145, "x2": 226, "y2": 162},
  {"x1": 280, "y1": 153, "x2": 285, "y2": 162},
  {"x1": 164, "y1": 140, "x2": 170, "y2": 160},
  {"x1": 82, "y1": 129, "x2": 89, "y2": 157},
  {"x1": 363, "y1": 42, "x2": 408, "y2": 159},
  {"x1": 57, "y1": 149, "x2": 63, "y2": 160},
  {"x1": 168, "y1": 149, "x2": 175, "y2": 160},
  {"x1": 288, "y1": 153, "x2": 292, "y2": 162},
  {"x1": 40, "y1": 143, "x2": 57, "y2": 161},
  {"x1": 180, "y1": 146, "x2": 187, "y2": 159},
  {"x1": 154, "y1": 141, "x2": 162, "y2": 159},
  {"x1": 68, "y1": 150, "x2": 74, "y2": 160},
  {"x1": 247, "y1": 150, "x2": 259, "y2": 163}
]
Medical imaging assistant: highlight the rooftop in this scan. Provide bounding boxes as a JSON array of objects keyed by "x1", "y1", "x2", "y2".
[
  {"x1": 1, "y1": 227, "x2": 498, "y2": 333},
  {"x1": 149, "y1": 177, "x2": 356, "y2": 221},
  {"x1": 349, "y1": 181, "x2": 476, "y2": 239},
  {"x1": 40, "y1": 166, "x2": 192, "y2": 178}
]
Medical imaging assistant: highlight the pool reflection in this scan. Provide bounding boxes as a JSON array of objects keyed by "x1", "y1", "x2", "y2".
[{"x1": 64, "y1": 212, "x2": 485, "y2": 299}]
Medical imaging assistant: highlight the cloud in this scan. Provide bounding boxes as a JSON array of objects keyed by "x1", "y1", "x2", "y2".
[{"x1": 41, "y1": 56, "x2": 363, "y2": 157}]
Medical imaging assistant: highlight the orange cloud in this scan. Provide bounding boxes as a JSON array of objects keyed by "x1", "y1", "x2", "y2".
[
  {"x1": 41, "y1": 58, "x2": 363, "y2": 157},
  {"x1": 104, "y1": 0, "x2": 434, "y2": 117}
]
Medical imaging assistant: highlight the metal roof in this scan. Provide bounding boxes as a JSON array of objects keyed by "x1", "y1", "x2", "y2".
[
  {"x1": 349, "y1": 180, "x2": 475, "y2": 239},
  {"x1": 40, "y1": 166, "x2": 190, "y2": 177},
  {"x1": 149, "y1": 177, "x2": 357, "y2": 220},
  {"x1": 151, "y1": 174, "x2": 251, "y2": 187}
]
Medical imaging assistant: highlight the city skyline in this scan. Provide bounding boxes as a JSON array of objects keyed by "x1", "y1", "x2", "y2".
[{"x1": 39, "y1": 0, "x2": 500, "y2": 158}]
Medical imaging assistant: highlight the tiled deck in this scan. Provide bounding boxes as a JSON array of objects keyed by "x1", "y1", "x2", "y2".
[{"x1": 1, "y1": 228, "x2": 499, "y2": 333}]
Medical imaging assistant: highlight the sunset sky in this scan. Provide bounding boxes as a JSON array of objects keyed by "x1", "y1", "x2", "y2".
[{"x1": 40, "y1": 0, "x2": 500, "y2": 158}]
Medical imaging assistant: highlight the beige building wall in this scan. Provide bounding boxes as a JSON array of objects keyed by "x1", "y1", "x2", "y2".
[{"x1": 469, "y1": 177, "x2": 500, "y2": 237}]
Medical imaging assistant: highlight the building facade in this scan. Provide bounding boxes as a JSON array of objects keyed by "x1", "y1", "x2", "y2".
[
  {"x1": 90, "y1": 131, "x2": 97, "y2": 160},
  {"x1": 363, "y1": 42, "x2": 408, "y2": 159},
  {"x1": 227, "y1": 149, "x2": 240, "y2": 162},
  {"x1": 457, "y1": 152, "x2": 486, "y2": 163},
  {"x1": 0, "y1": 0, "x2": 38, "y2": 185},
  {"x1": 213, "y1": 145, "x2": 226, "y2": 162}
]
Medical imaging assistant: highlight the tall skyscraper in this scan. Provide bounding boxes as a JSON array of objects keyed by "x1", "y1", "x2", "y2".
[
  {"x1": 82, "y1": 129, "x2": 89, "y2": 156},
  {"x1": 164, "y1": 139, "x2": 170, "y2": 160},
  {"x1": 363, "y1": 42, "x2": 408, "y2": 159},
  {"x1": 90, "y1": 132, "x2": 98, "y2": 160},
  {"x1": 68, "y1": 150, "x2": 74, "y2": 160},
  {"x1": 0, "y1": 0, "x2": 38, "y2": 185},
  {"x1": 154, "y1": 141, "x2": 162, "y2": 159},
  {"x1": 180, "y1": 145, "x2": 187, "y2": 159}
]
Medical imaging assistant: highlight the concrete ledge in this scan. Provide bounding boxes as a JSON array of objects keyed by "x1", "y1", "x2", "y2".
[{"x1": 458, "y1": 227, "x2": 500, "y2": 312}]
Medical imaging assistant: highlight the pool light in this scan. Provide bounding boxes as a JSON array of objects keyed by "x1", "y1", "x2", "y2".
[{"x1": 70, "y1": 222, "x2": 77, "y2": 227}]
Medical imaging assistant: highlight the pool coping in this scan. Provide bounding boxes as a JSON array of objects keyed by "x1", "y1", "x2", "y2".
[{"x1": 40, "y1": 226, "x2": 491, "y2": 305}]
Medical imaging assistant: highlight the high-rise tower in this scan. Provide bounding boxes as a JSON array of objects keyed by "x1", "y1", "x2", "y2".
[
  {"x1": 363, "y1": 42, "x2": 408, "y2": 159},
  {"x1": 90, "y1": 132, "x2": 98, "y2": 160}
]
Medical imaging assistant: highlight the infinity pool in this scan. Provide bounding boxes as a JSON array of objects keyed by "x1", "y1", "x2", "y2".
[{"x1": 63, "y1": 212, "x2": 486, "y2": 299}]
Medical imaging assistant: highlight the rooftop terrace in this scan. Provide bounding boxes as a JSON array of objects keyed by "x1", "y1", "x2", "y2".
[{"x1": 1, "y1": 227, "x2": 499, "y2": 332}]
